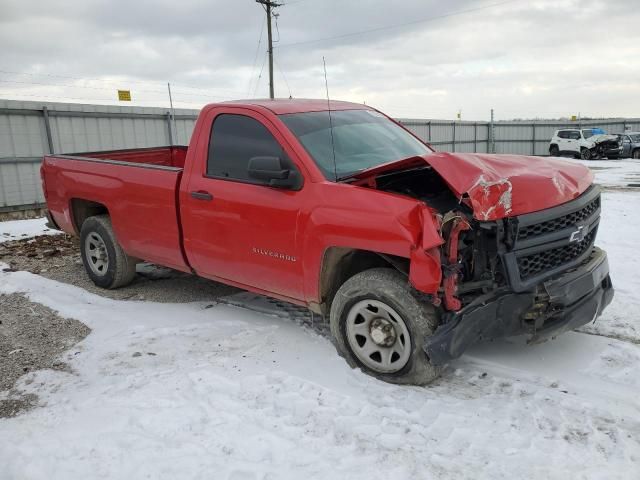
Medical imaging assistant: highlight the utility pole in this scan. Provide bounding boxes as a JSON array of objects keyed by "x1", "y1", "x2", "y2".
[
  {"x1": 167, "y1": 83, "x2": 177, "y2": 144},
  {"x1": 255, "y1": 0, "x2": 281, "y2": 99},
  {"x1": 490, "y1": 108, "x2": 495, "y2": 153}
]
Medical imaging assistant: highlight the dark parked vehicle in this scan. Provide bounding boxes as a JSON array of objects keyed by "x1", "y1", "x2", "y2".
[{"x1": 615, "y1": 132, "x2": 640, "y2": 159}]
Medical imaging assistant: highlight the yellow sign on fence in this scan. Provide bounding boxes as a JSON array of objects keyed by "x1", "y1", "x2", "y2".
[{"x1": 117, "y1": 90, "x2": 132, "y2": 101}]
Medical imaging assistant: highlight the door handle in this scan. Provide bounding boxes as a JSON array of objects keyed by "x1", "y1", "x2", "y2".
[{"x1": 190, "y1": 190, "x2": 213, "y2": 201}]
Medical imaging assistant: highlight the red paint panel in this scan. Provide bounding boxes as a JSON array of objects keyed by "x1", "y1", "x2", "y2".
[
  {"x1": 219, "y1": 98, "x2": 371, "y2": 115},
  {"x1": 409, "y1": 248, "x2": 442, "y2": 295},
  {"x1": 424, "y1": 152, "x2": 593, "y2": 221},
  {"x1": 79, "y1": 146, "x2": 188, "y2": 168},
  {"x1": 42, "y1": 155, "x2": 189, "y2": 272},
  {"x1": 351, "y1": 152, "x2": 592, "y2": 221}
]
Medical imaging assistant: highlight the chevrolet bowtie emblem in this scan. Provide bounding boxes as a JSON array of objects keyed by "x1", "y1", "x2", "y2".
[{"x1": 569, "y1": 225, "x2": 587, "y2": 243}]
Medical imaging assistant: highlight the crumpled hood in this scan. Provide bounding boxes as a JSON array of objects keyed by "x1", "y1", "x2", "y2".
[
  {"x1": 587, "y1": 134, "x2": 619, "y2": 145},
  {"x1": 422, "y1": 152, "x2": 593, "y2": 221}
]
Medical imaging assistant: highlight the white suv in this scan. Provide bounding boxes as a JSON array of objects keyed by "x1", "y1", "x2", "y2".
[{"x1": 549, "y1": 129, "x2": 622, "y2": 160}]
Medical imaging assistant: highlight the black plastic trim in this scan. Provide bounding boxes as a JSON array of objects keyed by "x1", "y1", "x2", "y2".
[
  {"x1": 504, "y1": 185, "x2": 602, "y2": 292},
  {"x1": 423, "y1": 247, "x2": 614, "y2": 365}
]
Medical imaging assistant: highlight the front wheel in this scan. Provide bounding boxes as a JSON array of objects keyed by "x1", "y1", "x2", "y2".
[
  {"x1": 633, "y1": 149, "x2": 640, "y2": 159},
  {"x1": 80, "y1": 215, "x2": 137, "y2": 289},
  {"x1": 329, "y1": 268, "x2": 442, "y2": 385},
  {"x1": 581, "y1": 148, "x2": 593, "y2": 160}
]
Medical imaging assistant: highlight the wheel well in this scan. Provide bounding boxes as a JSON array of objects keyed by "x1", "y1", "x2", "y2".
[
  {"x1": 70, "y1": 199, "x2": 108, "y2": 233},
  {"x1": 315, "y1": 247, "x2": 409, "y2": 314}
]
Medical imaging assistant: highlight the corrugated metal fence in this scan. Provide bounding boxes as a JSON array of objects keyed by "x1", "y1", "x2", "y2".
[
  {"x1": 2, "y1": 98, "x2": 640, "y2": 212},
  {"x1": 0, "y1": 99, "x2": 198, "y2": 212},
  {"x1": 397, "y1": 118, "x2": 640, "y2": 155}
]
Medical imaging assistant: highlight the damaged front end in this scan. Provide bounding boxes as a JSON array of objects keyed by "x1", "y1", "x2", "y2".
[
  {"x1": 423, "y1": 185, "x2": 614, "y2": 365},
  {"x1": 358, "y1": 158, "x2": 613, "y2": 365},
  {"x1": 584, "y1": 134, "x2": 622, "y2": 159}
]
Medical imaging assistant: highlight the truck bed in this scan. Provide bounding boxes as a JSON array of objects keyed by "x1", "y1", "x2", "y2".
[
  {"x1": 62, "y1": 146, "x2": 188, "y2": 168},
  {"x1": 41, "y1": 146, "x2": 190, "y2": 272}
]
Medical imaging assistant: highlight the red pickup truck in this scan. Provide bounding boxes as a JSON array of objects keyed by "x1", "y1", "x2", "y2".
[{"x1": 41, "y1": 99, "x2": 613, "y2": 385}]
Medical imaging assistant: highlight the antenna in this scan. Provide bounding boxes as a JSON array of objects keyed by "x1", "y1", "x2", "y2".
[{"x1": 322, "y1": 56, "x2": 338, "y2": 181}]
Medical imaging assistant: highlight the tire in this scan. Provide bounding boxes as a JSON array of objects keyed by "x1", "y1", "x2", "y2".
[
  {"x1": 80, "y1": 215, "x2": 137, "y2": 289},
  {"x1": 633, "y1": 150, "x2": 640, "y2": 160},
  {"x1": 581, "y1": 148, "x2": 593, "y2": 160},
  {"x1": 329, "y1": 268, "x2": 442, "y2": 385},
  {"x1": 549, "y1": 144, "x2": 560, "y2": 157}
]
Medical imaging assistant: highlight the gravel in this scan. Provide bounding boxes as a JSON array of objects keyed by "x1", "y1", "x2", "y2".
[
  {"x1": 1, "y1": 233, "x2": 242, "y2": 417},
  {"x1": 1, "y1": 234, "x2": 239, "y2": 303},
  {"x1": 0, "y1": 293, "x2": 90, "y2": 418}
]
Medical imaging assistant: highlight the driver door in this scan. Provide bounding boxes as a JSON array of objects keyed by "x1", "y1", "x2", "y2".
[{"x1": 181, "y1": 109, "x2": 307, "y2": 301}]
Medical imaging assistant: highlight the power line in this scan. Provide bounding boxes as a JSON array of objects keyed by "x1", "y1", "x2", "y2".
[
  {"x1": 0, "y1": 79, "x2": 232, "y2": 100},
  {"x1": 0, "y1": 91, "x2": 170, "y2": 104},
  {"x1": 0, "y1": 69, "x2": 247, "y2": 96},
  {"x1": 274, "y1": 58, "x2": 292, "y2": 98},
  {"x1": 0, "y1": 90, "x2": 218, "y2": 109},
  {"x1": 276, "y1": 0, "x2": 521, "y2": 48},
  {"x1": 252, "y1": 52, "x2": 269, "y2": 98},
  {"x1": 246, "y1": 17, "x2": 266, "y2": 96}
]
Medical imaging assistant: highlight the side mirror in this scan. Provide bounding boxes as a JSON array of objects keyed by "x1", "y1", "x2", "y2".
[{"x1": 248, "y1": 156, "x2": 302, "y2": 190}]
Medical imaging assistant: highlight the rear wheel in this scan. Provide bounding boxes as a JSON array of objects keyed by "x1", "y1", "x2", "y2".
[
  {"x1": 80, "y1": 215, "x2": 137, "y2": 289},
  {"x1": 549, "y1": 144, "x2": 560, "y2": 156},
  {"x1": 581, "y1": 148, "x2": 593, "y2": 160},
  {"x1": 329, "y1": 268, "x2": 441, "y2": 385}
]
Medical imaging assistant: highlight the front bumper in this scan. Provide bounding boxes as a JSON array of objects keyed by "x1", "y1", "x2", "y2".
[{"x1": 423, "y1": 247, "x2": 613, "y2": 366}]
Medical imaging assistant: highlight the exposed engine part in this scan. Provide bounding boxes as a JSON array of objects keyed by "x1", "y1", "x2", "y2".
[
  {"x1": 371, "y1": 166, "x2": 508, "y2": 310},
  {"x1": 441, "y1": 213, "x2": 470, "y2": 311},
  {"x1": 373, "y1": 166, "x2": 461, "y2": 213}
]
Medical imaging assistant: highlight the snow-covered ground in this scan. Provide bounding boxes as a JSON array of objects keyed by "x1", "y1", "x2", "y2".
[
  {"x1": 1, "y1": 172, "x2": 639, "y2": 479},
  {"x1": 0, "y1": 217, "x2": 60, "y2": 243},
  {"x1": 566, "y1": 157, "x2": 640, "y2": 189}
]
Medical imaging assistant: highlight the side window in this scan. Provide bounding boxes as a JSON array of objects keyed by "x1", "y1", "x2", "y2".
[
  {"x1": 557, "y1": 131, "x2": 568, "y2": 139},
  {"x1": 207, "y1": 114, "x2": 285, "y2": 182},
  {"x1": 569, "y1": 131, "x2": 581, "y2": 140}
]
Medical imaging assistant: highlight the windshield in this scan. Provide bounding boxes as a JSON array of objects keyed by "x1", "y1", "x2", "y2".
[
  {"x1": 581, "y1": 129, "x2": 594, "y2": 139},
  {"x1": 280, "y1": 109, "x2": 431, "y2": 180}
]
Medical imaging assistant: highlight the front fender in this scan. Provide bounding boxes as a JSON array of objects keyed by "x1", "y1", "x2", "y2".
[{"x1": 301, "y1": 190, "x2": 444, "y2": 303}]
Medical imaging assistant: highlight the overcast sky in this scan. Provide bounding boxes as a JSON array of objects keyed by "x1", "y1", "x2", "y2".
[{"x1": 1, "y1": 0, "x2": 638, "y2": 120}]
